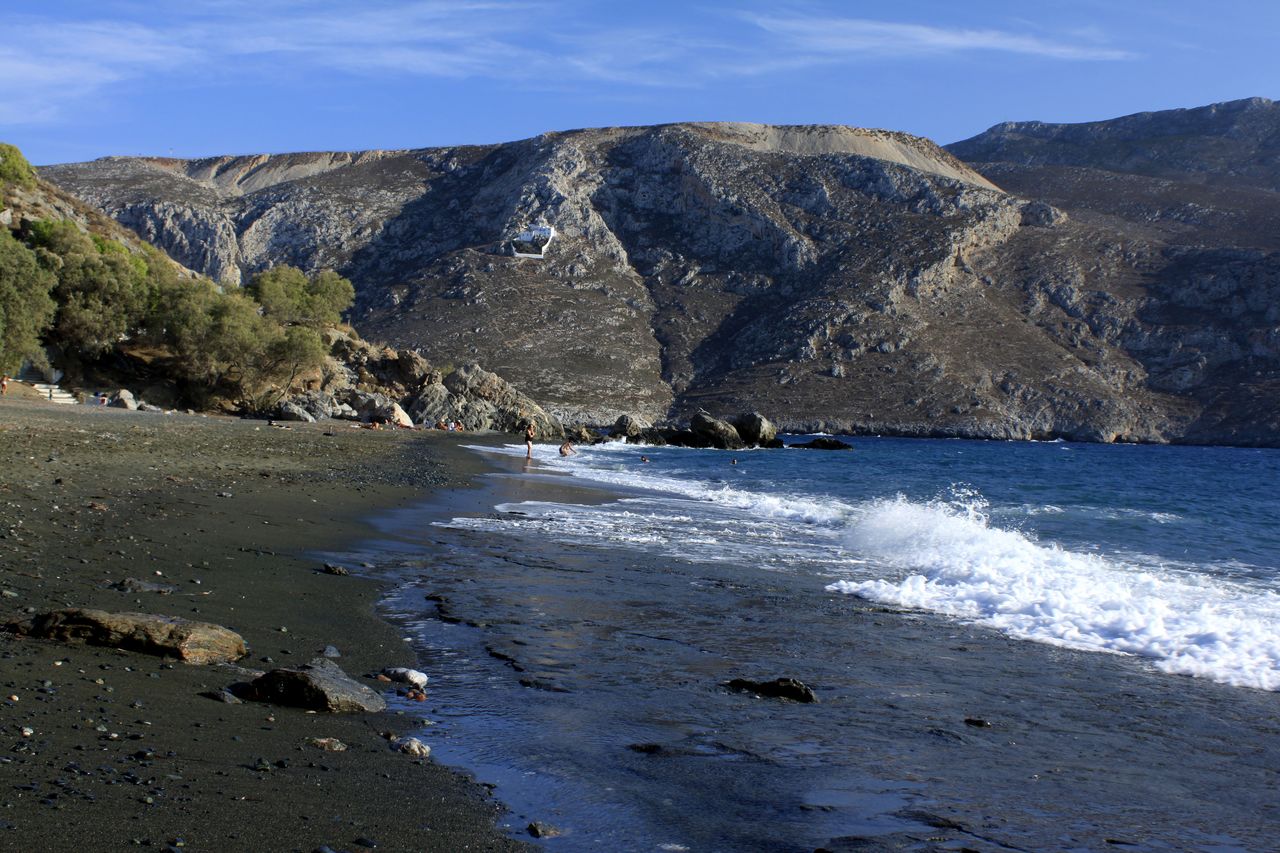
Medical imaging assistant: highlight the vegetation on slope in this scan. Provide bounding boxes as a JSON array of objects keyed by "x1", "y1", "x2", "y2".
[
  {"x1": 0, "y1": 142, "x2": 354, "y2": 410},
  {"x1": 0, "y1": 143, "x2": 36, "y2": 188}
]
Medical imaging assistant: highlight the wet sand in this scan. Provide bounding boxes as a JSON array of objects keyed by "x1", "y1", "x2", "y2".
[{"x1": 0, "y1": 397, "x2": 529, "y2": 852}]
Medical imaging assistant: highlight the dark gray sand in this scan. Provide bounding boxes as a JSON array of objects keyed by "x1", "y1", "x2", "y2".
[{"x1": 0, "y1": 397, "x2": 528, "y2": 852}]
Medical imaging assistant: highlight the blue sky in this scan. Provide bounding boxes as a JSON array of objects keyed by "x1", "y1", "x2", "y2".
[{"x1": 2, "y1": 1, "x2": 1276, "y2": 165}]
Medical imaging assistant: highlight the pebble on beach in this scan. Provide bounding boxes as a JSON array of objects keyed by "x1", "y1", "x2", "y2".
[
  {"x1": 392, "y1": 737, "x2": 431, "y2": 759},
  {"x1": 307, "y1": 737, "x2": 349, "y2": 752},
  {"x1": 381, "y1": 667, "x2": 429, "y2": 689}
]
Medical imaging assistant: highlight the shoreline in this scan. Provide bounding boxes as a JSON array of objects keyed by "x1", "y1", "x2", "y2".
[
  {"x1": 0, "y1": 398, "x2": 529, "y2": 851},
  {"x1": 349, "y1": 436, "x2": 1280, "y2": 851}
]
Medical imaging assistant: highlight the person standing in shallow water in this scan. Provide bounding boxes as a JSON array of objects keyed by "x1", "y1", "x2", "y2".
[{"x1": 524, "y1": 422, "x2": 536, "y2": 458}]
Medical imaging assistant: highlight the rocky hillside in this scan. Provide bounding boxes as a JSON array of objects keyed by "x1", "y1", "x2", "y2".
[
  {"x1": 42, "y1": 110, "x2": 1280, "y2": 445},
  {"x1": 948, "y1": 97, "x2": 1280, "y2": 250},
  {"x1": 945, "y1": 97, "x2": 1280, "y2": 445},
  {"x1": 948, "y1": 97, "x2": 1280, "y2": 191}
]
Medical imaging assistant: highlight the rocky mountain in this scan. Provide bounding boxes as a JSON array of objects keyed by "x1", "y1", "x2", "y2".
[
  {"x1": 41, "y1": 106, "x2": 1280, "y2": 445},
  {"x1": 948, "y1": 97, "x2": 1280, "y2": 250},
  {"x1": 946, "y1": 96, "x2": 1280, "y2": 445}
]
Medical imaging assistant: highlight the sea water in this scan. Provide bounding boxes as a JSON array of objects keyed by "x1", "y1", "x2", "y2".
[
  {"x1": 357, "y1": 437, "x2": 1280, "y2": 851},
  {"x1": 458, "y1": 437, "x2": 1280, "y2": 691}
]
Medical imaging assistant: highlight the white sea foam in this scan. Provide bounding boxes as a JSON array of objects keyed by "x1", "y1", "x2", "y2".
[
  {"x1": 481, "y1": 441, "x2": 856, "y2": 526},
  {"x1": 448, "y1": 443, "x2": 864, "y2": 568},
  {"x1": 445, "y1": 495, "x2": 849, "y2": 570},
  {"x1": 826, "y1": 495, "x2": 1280, "y2": 691},
  {"x1": 466, "y1": 442, "x2": 1280, "y2": 691}
]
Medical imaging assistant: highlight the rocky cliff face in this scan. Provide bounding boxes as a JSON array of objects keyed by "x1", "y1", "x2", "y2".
[
  {"x1": 947, "y1": 97, "x2": 1280, "y2": 445},
  {"x1": 41, "y1": 109, "x2": 1280, "y2": 445}
]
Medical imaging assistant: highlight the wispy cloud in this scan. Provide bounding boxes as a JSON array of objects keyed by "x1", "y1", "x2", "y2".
[
  {"x1": 747, "y1": 15, "x2": 1136, "y2": 62},
  {"x1": 211, "y1": 0, "x2": 544, "y2": 77},
  {"x1": 0, "y1": 18, "x2": 200, "y2": 124},
  {"x1": 0, "y1": 2, "x2": 1135, "y2": 129},
  {"x1": 0, "y1": 1, "x2": 543, "y2": 125}
]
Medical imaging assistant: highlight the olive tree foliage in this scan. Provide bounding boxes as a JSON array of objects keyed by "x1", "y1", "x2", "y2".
[
  {"x1": 146, "y1": 278, "x2": 262, "y2": 388},
  {"x1": 0, "y1": 228, "x2": 56, "y2": 374},
  {"x1": 246, "y1": 265, "x2": 354, "y2": 329}
]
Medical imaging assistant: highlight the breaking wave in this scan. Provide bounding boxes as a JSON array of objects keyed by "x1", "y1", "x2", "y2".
[{"x1": 827, "y1": 494, "x2": 1280, "y2": 691}]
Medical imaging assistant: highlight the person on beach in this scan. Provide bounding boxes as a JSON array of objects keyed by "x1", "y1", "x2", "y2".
[
  {"x1": 0, "y1": 375, "x2": 8, "y2": 395},
  {"x1": 524, "y1": 422, "x2": 536, "y2": 458},
  {"x1": 559, "y1": 440, "x2": 577, "y2": 456}
]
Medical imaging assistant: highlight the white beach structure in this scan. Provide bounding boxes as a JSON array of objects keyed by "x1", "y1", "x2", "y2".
[{"x1": 512, "y1": 224, "x2": 556, "y2": 259}]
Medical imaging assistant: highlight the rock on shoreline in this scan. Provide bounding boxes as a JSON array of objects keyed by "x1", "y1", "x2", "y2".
[
  {"x1": 248, "y1": 658, "x2": 388, "y2": 713},
  {"x1": 5, "y1": 608, "x2": 247, "y2": 665}
]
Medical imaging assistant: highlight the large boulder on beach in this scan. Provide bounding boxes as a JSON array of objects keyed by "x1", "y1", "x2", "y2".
[
  {"x1": 344, "y1": 389, "x2": 413, "y2": 427},
  {"x1": 404, "y1": 381, "x2": 451, "y2": 425},
  {"x1": 405, "y1": 363, "x2": 562, "y2": 436},
  {"x1": 384, "y1": 402, "x2": 413, "y2": 428},
  {"x1": 288, "y1": 389, "x2": 343, "y2": 420},
  {"x1": 563, "y1": 423, "x2": 598, "y2": 443},
  {"x1": 690, "y1": 412, "x2": 746, "y2": 450},
  {"x1": 611, "y1": 414, "x2": 651, "y2": 439},
  {"x1": 445, "y1": 364, "x2": 562, "y2": 436},
  {"x1": 109, "y1": 389, "x2": 138, "y2": 411},
  {"x1": 249, "y1": 657, "x2": 387, "y2": 713},
  {"x1": 5, "y1": 608, "x2": 246, "y2": 664},
  {"x1": 275, "y1": 400, "x2": 316, "y2": 423},
  {"x1": 731, "y1": 412, "x2": 777, "y2": 446}
]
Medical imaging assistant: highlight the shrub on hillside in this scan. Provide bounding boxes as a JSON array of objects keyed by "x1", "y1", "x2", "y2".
[
  {"x1": 8, "y1": 216, "x2": 334, "y2": 408},
  {"x1": 0, "y1": 143, "x2": 36, "y2": 188}
]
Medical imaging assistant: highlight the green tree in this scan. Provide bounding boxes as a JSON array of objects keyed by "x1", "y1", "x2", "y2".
[
  {"x1": 25, "y1": 220, "x2": 151, "y2": 356},
  {"x1": 246, "y1": 264, "x2": 308, "y2": 325},
  {"x1": 147, "y1": 277, "x2": 265, "y2": 389},
  {"x1": 145, "y1": 277, "x2": 327, "y2": 408},
  {"x1": 241, "y1": 325, "x2": 327, "y2": 411},
  {"x1": 247, "y1": 264, "x2": 354, "y2": 329},
  {"x1": 0, "y1": 229, "x2": 56, "y2": 374},
  {"x1": 306, "y1": 269, "x2": 355, "y2": 325}
]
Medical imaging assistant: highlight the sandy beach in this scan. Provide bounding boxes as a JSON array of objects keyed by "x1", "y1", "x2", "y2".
[{"x1": 0, "y1": 395, "x2": 529, "y2": 852}]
